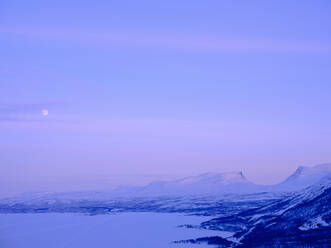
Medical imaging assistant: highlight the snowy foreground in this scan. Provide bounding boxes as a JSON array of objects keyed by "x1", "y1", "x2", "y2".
[{"x1": 0, "y1": 164, "x2": 330, "y2": 247}]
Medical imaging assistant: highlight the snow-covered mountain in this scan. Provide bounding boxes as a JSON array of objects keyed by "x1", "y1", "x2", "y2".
[
  {"x1": 2, "y1": 164, "x2": 330, "y2": 201},
  {"x1": 198, "y1": 172, "x2": 331, "y2": 246},
  {"x1": 273, "y1": 163, "x2": 331, "y2": 191},
  {"x1": 114, "y1": 164, "x2": 331, "y2": 196},
  {"x1": 112, "y1": 171, "x2": 263, "y2": 197}
]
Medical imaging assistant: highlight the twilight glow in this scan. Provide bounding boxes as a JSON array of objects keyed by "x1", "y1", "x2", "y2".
[{"x1": 1, "y1": 0, "x2": 331, "y2": 197}]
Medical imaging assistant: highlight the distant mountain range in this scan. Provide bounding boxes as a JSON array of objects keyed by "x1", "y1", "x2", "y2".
[
  {"x1": 1, "y1": 163, "x2": 330, "y2": 201},
  {"x1": 110, "y1": 163, "x2": 331, "y2": 197}
]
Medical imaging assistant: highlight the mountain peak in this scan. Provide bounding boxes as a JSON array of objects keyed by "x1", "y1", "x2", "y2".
[
  {"x1": 276, "y1": 163, "x2": 331, "y2": 191},
  {"x1": 175, "y1": 171, "x2": 249, "y2": 185},
  {"x1": 291, "y1": 164, "x2": 331, "y2": 179},
  {"x1": 218, "y1": 171, "x2": 247, "y2": 183},
  {"x1": 130, "y1": 170, "x2": 256, "y2": 196}
]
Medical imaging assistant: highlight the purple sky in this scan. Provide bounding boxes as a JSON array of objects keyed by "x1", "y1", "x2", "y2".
[{"x1": 1, "y1": 0, "x2": 331, "y2": 196}]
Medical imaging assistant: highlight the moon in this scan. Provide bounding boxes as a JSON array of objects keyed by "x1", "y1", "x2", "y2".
[{"x1": 42, "y1": 109, "x2": 49, "y2": 116}]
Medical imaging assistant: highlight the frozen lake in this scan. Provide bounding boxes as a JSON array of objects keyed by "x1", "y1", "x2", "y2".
[{"x1": 0, "y1": 213, "x2": 229, "y2": 248}]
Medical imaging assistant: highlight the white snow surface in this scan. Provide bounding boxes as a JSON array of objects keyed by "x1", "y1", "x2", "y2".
[{"x1": 299, "y1": 216, "x2": 330, "y2": 231}]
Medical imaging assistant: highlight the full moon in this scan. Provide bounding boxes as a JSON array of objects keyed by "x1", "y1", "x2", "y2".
[{"x1": 42, "y1": 109, "x2": 49, "y2": 116}]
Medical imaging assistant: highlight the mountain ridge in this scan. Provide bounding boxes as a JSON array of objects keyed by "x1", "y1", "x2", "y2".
[
  {"x1": 111, "y1": 163, "x2": 331, "y2": 196},
  {"x1": 273, "y1": 163, "x2": 331, "y2": 191},
  {"x1": 2, "y1": 163, "x2": 330, "y2": 200}
]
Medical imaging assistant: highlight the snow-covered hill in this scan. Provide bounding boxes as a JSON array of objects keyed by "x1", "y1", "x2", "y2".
[
  {"x1": 273, "y1": 163, "x2": 331, "y2": 191},
  {"x1": 114, "y1": 172, "x2": 259, "y2": 196},
  {"x1": 199, "y1": 173, "x2": 331, "y2": 246}
]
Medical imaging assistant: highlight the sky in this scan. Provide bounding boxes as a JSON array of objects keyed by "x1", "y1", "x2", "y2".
[{"x1": 1, "y1": 0, "x2": 331, "y2": 196}]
